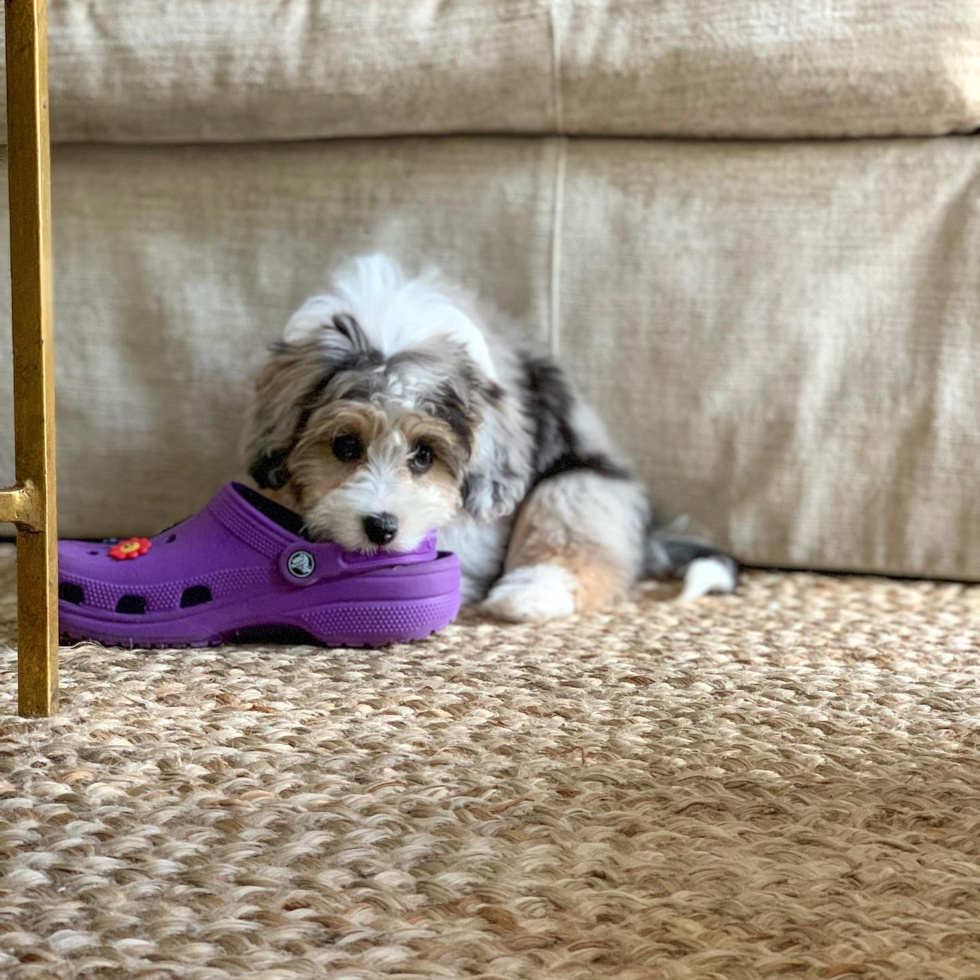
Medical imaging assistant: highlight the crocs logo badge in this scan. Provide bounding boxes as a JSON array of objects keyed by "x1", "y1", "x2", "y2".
[
  {"x1": 109, "y1": 537, "x2": 152, "y2": 561},
  {"x1": 287, "y1": 550, "x2": 315, "y2": 579}
]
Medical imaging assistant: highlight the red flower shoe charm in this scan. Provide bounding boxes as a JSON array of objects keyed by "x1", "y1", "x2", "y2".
[{"x1": 108, "y1": 537, "x2": 152, "y2": 561}]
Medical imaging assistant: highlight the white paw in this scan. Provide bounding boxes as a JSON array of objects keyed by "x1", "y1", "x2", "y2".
[
  {"x1": 679, "y1": 557, "x2": 737, "y2": 601},
  {"x1": 481, "y1": 564, "x2": 578, "y2": 623}
]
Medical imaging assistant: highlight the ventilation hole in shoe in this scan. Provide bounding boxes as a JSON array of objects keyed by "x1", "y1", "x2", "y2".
[
  {"x1": 116, "y1": 595, "x2": 147, "y2": 615},
  {"x1": 180, "y1": 585, "x2": 212, "y2": 608},
  {"x1": 88, "y1": 550, "x2": 98, "y2": 556},
  {"x1": 59, "y1": 582, "x2": 84, "y2": 604},
  {"x1": 166, "y1": 534, "x2": 177, "y2": 543}
]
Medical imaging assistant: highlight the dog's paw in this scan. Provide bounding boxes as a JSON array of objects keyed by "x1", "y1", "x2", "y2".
[
  {"x1": 679, "y1": 556, "x2": 738, "y2": 602},
  {"x1": 481, "y1": 564, "x2": 577, "y2": 623}
]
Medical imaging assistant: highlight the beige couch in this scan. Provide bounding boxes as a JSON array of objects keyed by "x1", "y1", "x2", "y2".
[{"x1": 2, "y1": 1, "x2": 979, "y2": 580}]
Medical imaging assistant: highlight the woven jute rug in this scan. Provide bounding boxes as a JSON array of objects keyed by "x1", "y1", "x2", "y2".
[{"x1": 1, "y1": 545, "x2": 980, "y2": 980}]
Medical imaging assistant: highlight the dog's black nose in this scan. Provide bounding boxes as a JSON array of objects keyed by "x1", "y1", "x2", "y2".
[{"x1": 363, "y1": 512, "x2": 398, "y2": 545}]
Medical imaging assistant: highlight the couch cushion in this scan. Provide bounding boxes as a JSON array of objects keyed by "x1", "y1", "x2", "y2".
[
  {"x1": 1, "y1": 0, "x2": 978, "y2": 143},
  {"x1": 557, "y1": 136, "x2": 980, "y2": 579},
  {"x1": 1, "y1": 137, "x2": 979, "y2": 580},
  {"x1": 560, "y1": 0, "x2": 980, "y2": 138},
  {"x1": 0, "y1": 138, "x2": 561, "y2": 539}
]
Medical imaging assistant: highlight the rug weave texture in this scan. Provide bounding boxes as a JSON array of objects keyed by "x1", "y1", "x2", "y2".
[{"x1": 2, "y1": 546, "x2": 980, "y2": 980}]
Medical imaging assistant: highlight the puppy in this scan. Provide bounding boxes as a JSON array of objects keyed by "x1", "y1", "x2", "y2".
[{"x1": 243, "y1": 255, "x2": 737, "y2": 622}]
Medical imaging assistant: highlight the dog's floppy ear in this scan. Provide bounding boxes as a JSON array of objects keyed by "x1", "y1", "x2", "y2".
[
  {"x1": 456, "y1": 370, "x2": 533, "y2": 523},
  {"x1": 242, "y1": 314, "x2": 371, "y2": 489}
]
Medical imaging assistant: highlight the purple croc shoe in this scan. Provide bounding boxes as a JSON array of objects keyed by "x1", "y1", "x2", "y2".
[{"x1": 58, "y1": 483, "x2": 461, "y2": 648}]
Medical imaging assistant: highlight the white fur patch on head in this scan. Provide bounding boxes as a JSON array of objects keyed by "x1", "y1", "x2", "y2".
[
  {"x1": 679, "y1": 557, "x2": 737, "y2": 602},
  {"x1": 284, "y1": 255, "x2": 498, "y2": 382},
  {"x1": 482, "y1": 564, "x2": 578, "y2": 623}
]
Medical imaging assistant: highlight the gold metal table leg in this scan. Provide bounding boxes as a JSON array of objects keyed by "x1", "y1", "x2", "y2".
[{"x1": 1, "y1": 0, "x2": 58, "y2": 717}]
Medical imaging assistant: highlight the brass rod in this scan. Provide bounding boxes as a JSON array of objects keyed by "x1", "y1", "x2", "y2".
[{"x1": 5, "y1": 0, "x2": 59, "y2": 717}]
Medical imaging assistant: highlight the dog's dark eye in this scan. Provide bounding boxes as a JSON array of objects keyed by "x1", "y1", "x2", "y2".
[
  {"x1": 410, "y1": 441, "x2": 434, "y2": 475},
  {"x1": 332, "y1": 434, "x2": 363, "y2": 462}
]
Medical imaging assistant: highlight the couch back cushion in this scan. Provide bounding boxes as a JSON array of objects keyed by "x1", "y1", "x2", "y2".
[{"x1": 1, "y1": 0, "x2": 978, "y2": 143}]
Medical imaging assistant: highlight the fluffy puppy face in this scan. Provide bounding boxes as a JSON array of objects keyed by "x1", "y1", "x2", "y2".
[
  {"x1": 289, "y1": 399, "x2": 467, "y2": 552},
  {"x1": 244, "y1": 315, "x2": 498, "y2": 553}
]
